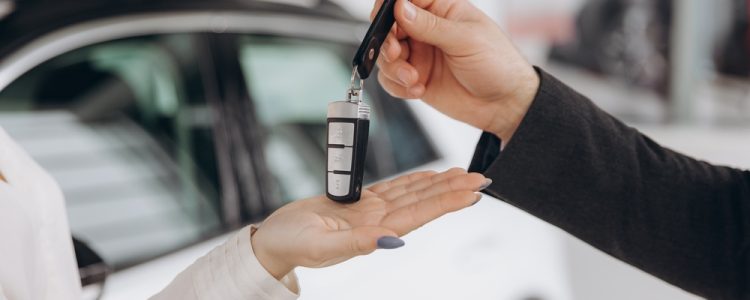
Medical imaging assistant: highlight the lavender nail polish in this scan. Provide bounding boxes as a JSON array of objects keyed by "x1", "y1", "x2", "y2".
[{"x1": 377, "y1": 236, "x2": 405, "y2": 249}]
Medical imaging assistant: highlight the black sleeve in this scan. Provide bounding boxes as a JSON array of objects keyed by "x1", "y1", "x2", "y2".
[{"x1": 469, "y1": 68, "x2": 750, "y2": 299}]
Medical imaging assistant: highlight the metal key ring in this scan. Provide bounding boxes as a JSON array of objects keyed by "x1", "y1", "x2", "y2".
[{"x1": 350, "y1": 66, "x2": 365, "y2": 92}]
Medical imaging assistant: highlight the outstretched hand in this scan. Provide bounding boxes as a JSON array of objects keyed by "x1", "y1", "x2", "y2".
[{"x1": 251, "y1": 168, "x2": 490, "y2": 279}]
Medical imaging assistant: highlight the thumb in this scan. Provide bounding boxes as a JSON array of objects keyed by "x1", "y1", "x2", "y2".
[
  {"x1": 394, "y1": 0, "x2": 465, "y2": 52},
  {"x1": 323, "y1": 227, "x2": 402, "y2": 259}
]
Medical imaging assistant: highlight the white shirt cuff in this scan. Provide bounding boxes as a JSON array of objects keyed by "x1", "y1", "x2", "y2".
[{"x1": 191, "y1": 226, "x2": 299, "y2": 300}]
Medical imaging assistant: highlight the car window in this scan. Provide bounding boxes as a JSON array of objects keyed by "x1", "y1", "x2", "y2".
[
  {"x1": 237, "y1": 36, "x2": 439, "y2": 202},
  {"x1": 0, "y1": 34, "x2": 223, "y2": 269}
]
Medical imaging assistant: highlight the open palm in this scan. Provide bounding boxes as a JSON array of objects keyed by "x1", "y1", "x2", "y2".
[{"x1": 252, "y1": 168, "x2": 488, "y2": 278}]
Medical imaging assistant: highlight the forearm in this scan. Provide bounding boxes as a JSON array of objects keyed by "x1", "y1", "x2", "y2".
[
  {"x1": 151, "y1": 226, "x2": 299, "y2": 300},
  {"x1": 471, "y1": 68, "x2": 750, "y2": 299}
]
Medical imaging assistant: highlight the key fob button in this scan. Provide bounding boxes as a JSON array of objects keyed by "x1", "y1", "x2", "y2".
[
  {"x1": 328, "y1": 123, "x2": 355, "y2": 146},
  {"x1": 328, "y1": 173, "x2": 351, "y2": 197},
  {"x1": 327, "y1": 148, "x2": 353, "y2": 171}
]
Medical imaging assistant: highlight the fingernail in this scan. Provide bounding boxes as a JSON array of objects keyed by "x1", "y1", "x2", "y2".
[
  {"x1": 403, "y1": 1, "x2": 417, "y2": 21},
  {"x1": 377, "y1": 236, "x2": 405, "y2": 249},
  {"x1": 479, "y1": 179, "x2": 493, "y2": 191},
  {"x1": 472, "y1": 193, "x2": 483, "y2": 206},
  {"x1": 397, "y1": 68, "x2": 411, "y2": 85}
]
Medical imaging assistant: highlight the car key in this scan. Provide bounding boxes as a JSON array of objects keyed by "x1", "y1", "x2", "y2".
[
  {"x1": 326, "y1": 0, "x2": 398, "y2": 203},
  {"x1": 326, "y1": 71, "x2": 370, "y2": 203}
]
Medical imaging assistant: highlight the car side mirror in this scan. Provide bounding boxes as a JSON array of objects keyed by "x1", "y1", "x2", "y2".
[{"x1": 73, "y1": 236, "x2": 111, "y2": 300}]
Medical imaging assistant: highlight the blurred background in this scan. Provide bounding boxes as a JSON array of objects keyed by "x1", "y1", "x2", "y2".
[{"x1": 0, "y1": 0, "x2": 748, "y2": 299}]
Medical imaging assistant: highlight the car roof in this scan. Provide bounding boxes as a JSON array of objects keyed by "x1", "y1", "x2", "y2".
[{"x1": 0, "y1": 0, "x2": 358, "y2": 58}]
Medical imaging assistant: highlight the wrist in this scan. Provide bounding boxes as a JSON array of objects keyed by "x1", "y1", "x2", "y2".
[
  {"x1": 488, "y1": 67, "x2": 539, "y2": 143},
  {"x1": 250, "y1": 226, "x2": 295, "y2": 280}
]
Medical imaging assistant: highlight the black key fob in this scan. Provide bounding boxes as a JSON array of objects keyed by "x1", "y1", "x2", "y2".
[
  {"x1": 326, "y1": 95, "x2": 370, "y2": 203},
  {"x1": 325, "y1": 0, "x2": 397, "y2": 203}
]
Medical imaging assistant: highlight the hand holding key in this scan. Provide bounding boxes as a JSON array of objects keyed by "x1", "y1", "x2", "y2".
[
  {"x1": 252, "y1": 168, "x2": 489, "y2": 279},
  {"x1": 373, "y1": 0, "x2": 541, "y2": 145}
]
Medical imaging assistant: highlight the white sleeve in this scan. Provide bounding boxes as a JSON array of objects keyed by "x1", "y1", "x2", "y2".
[
  {"x1": 150, "y1": 226, "x2": 299, "y2": 300},
  {"x1": 0, "y1": 127, "x2": 81, "y2": 300}
]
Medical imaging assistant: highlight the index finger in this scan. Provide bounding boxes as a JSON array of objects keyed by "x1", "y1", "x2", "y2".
[
  {"x1": 381, "y1": 190, "x2": 480, "y2": 236},
  {"x1": 386, "y1": 172, "x2": 487, "y2": 209},
  {"x1": 368, "y1": 170, "x2": 438, "y2": 194}
]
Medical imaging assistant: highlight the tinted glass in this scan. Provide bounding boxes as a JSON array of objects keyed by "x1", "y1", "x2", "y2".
[
  {"x1": 237, "y1": 36, "x2": 438, "y2": 202},
  {"x1": 0, "y1": 34, "x2": 222, "y2": 269}
]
